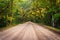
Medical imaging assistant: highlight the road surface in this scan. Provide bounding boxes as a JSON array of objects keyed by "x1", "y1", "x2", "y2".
[{"x1": 0, "y1": 22, "x2": 60, "y2": 40}]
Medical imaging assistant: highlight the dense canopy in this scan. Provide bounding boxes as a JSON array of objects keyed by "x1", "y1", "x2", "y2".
[{"x1": 0, "y1": 0, "x2": 60, "y2": 29}]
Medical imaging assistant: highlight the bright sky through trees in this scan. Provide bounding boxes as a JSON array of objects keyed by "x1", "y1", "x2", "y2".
[
  {"x1": 21, "y1": 0, "x2": 28, "y2": 2},
  {"x1": 21, "y1": 0, "x2": 32, "y2": 2}
]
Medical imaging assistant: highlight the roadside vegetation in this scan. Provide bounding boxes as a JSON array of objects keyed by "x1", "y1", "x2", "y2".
[{"x1": 0, "y1": 0, "x2": 60, "y2": 30}]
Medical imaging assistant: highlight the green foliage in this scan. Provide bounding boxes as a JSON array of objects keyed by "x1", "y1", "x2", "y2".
[
  {"x1": 0, "y1": 18, "x2": 6, "y2": 28},
  {"x1": 0, "y1": 0, "x2": 11, "y2": 28},
  {"x1": 53, "y1": 13, "x2": 60, "y2": 27},
  {"x1": 0, "y1": 0, "x2": 60, "y2": 29},
  {"x1": 54, "y1": 13, "x2": 60, "y2": 22}
]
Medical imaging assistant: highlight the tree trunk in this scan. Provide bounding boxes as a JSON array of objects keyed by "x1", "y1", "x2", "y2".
[
  {"x1": 52, "y1": 13, "x2": 54, "y2": 27},
  {"x1": 10, "y1": 0, "x2": 13, "y2": 25}
]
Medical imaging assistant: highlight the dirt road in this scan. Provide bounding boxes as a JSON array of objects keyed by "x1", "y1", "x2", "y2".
[{"x1": 0, "y1": 22, "x2": 60, "y2": 40}]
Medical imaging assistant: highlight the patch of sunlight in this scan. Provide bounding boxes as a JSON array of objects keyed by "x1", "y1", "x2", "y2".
[
  {"x1": 21, "y1": 0, "x2": 28, "y2": 2},
  {"x1": 32, "y1": 12, "x2": 35, "y2": 14},
  {"x1": 37, "y1": 10, "x2": 40, "y2": 13}
]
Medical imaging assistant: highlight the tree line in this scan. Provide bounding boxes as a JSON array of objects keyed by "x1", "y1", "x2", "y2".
[{"x1": 0, "y1": 0, "x2": 60, "y2": 29}]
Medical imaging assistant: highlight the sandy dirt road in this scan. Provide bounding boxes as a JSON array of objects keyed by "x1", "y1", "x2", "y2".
[{"x1": 0, "y1": 22, "x2": 60, "y2": 40}]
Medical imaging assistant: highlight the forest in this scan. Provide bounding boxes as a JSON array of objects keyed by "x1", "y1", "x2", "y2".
[{"x1": 0, "y1": 0, "x2": 60, "y2": 29}]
